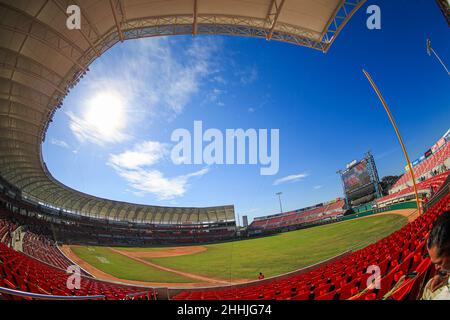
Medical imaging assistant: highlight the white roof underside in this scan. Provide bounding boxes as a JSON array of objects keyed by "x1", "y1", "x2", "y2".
[{"x1": 0, "y1": 0, "x2": 364, "y2": 222}]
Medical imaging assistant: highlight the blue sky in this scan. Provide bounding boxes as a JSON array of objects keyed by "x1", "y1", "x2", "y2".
[{"x1": 43, "y1": 0, "x2": 450, "y2": 224}]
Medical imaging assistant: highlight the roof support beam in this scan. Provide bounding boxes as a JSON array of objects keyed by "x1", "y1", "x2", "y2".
[
  {"x1": 0, "y1": 24, "x2": 86, "y2": 71},
  {"x1": 109, "y1": 0, "x2": 125, "y2": 42},
  {"x1": 0, "y1": 161, "x2": 37, "y2": 171},
  {"x1": 0, "y1": 44, "x2": 64, "y2": 82},
  {"x1": 41, "y1": 188, "x2": 70, "y2": 205},
  {"x1": 82, "y1": 198, "x2": 99, "y2": 215},
  {"x1": 98, "y1": 201, "x2": 115, "y2": 219},
  {"x1": 0, "y1": 127, "x2": 40, "y2": 140},
  {"x1": 0, "y1": 3, "x2": 85, "y2": 54},
  {"x1": 118, "y1": 205, "x2": 133, "y2": 220},
  {"x1": 70, "y1": 0, "x2": 101, "y2": 38},
  {"x1": 6, "y1": 0, "x2": 49, "y2": 119},
  {"x1": 24, "y1": 181, "x2": 55, "y2": 195},
  {"x1": 106, "y1": 203, "x2": 125, "y2": 220},
  {"x1": 14, "y1": 175, "x2": 48, "y2": 188},
  {"x1": 192, "y1": 0, "x2": 198, "y2": 35},
  {"x1": 0, "y1": 153, "x2": 39, "y2": 161},
  {"x1": 0, "y1": 76, "x2": 52, "y2": 107},
  {"x1": 0, "y1": 77, "x2": 53, "y2": 103},
  {"x1": 130, "y1": 206, "x2": 145, "y2": 222},
  {"x1": 0, "y1": 113, "x2": 42, "y2": 129},
  {"x1": 59, "y1": 195, "x2": 80, "y2": 209},
  {"x1": 0, "y1": 95, "x2": 48, "y2": 116},
  {"x1": 86, "y1": 200, "x2": 103, "y2": 216},
  {"x1": 2, "y1": 170, "x2": 43, "y2": 185},
  {"x1": 79, "y1": 198, "x2": 97, "y2": 214},
  {"x1": 266, "y1": 0, "x2": 285, "y2": 41},
  {"x1": 0, "y1": 64, "x2": 65, "y2": 95},
  {"x1": 1, "y1": 166, "x2": 41, "y2": 178},
  {"x1": 0, "y1": 136, "x2": 40, "y2": 148},
  {"x1": 321, "y1": 0, "x2": 366, "y2": 51}
]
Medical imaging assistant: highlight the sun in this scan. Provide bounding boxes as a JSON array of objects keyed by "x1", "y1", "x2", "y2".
[{"x1": 84, "y1": 91, "x2": 127, "y2": 140}]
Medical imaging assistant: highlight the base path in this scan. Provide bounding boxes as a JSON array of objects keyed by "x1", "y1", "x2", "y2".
[
  {"x1": 109, "y1": 248, "x2": 238, "y2": 285},
  {"x1": 61, "y1": 245, "x2": 249, "y2": 288},
  {"x1": 60, "y1": 245, "x2": 221, "y2": 288}
]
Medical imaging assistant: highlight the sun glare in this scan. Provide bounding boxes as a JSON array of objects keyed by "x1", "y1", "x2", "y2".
[{"x1": 84, "y1": 91, "x2": 127, "y2": 140}]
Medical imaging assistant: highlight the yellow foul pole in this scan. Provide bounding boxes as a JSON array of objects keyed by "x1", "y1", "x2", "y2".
[{"x1": 362, "y1": 69, "x2": 422, "y2": 215}]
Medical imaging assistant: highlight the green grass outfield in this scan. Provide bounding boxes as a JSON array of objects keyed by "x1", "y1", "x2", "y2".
[
  {"x1": 70, "y1": 246, "x2": 193, "y2": 283},
  {"x1": 71, "y1": 214, "x2": 407, "y2": 283}
]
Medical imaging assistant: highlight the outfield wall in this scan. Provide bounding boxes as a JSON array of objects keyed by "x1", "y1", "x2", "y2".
[{"x1": 342, "y1": 201, "x2": 418, "y2": 221}]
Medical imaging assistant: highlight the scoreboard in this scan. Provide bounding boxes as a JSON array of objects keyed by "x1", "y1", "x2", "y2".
[
  {"x1": 342, "y1": 160, "x2": 372, "y2": 195},
  {"x1": 340, "y1": 152, "x2": 382, "y2": 206}
]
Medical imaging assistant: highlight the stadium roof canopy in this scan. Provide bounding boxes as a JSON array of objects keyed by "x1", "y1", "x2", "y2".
[{"x1": 0, "y1": 0, "x2": 364, "y2": 223}]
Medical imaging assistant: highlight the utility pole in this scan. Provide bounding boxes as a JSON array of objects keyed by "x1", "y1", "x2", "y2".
[
  {"x1": 427, "y1": 39, "x2": 449, "y2": 75},
  {"x1": 276, "y1": 192, "x2": 283, "y2": 214}
]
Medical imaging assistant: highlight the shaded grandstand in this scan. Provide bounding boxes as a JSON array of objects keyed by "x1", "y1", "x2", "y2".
[{"x1": 248, "y1": 198, "x2": 346, "y2": 235}]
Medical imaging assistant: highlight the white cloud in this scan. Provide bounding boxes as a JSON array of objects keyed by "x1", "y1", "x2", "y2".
[
  {"x1": 313, "y1": 185, "x2": 323, "y2": 190},
  {"x1": 108, "y1": 141, "x2": 168, "y2": 170},
  {"x1": 137, "y1": 37, "x2": 220, "y2": 117},
  {"x1": 108, "y1": 141, "x2": 210, "y2": 200},
  {"x1": 112, "y1": 166, "x2": 209, "y2": 200},
  {"x1": 273, "y1": 173, "x2": 309, "y2": 186},
  {"x1": 51, "y1": 138, "x2": 69, "y2": 149}
]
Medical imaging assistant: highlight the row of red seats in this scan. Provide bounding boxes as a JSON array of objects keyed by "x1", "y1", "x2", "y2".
[
  {"x1": 392, "y1": 141, "x2": 450, "y2": 192},
  {"x1": 173, "y1": 192, "x2": 449, "y2": 300},
  {"x1": 0, "y1": 242, "x2": 155, "y2": 300},
  {"x1": 250, "y1": 199, "x2": 345, "y2": 231},
  {"x1": 22, "y1": 232, "x2": 74, "y2": 271},
  {"x1": 350, "y1": 195, "x2": 448, "y2": 300},
  {"x1": 0, "y1": 219, "x2": 17, "y2": 246},
  {"x1": 377, "y1": 171, "x2": 449, "y2": 205}
]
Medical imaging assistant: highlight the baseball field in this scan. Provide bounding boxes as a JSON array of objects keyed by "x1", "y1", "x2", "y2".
[{"x1": 61, "y1": 211, "x2": 414, "y2": 287}]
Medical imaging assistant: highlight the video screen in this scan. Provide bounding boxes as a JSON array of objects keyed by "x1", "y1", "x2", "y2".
[{"x1": 342, "y1": 160, "x2": 372, "y2": 194}]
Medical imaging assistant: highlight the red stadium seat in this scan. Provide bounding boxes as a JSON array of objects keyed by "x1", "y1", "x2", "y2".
[{"x1": 173, "y1": 191, "x2": 450, "y2": 300}]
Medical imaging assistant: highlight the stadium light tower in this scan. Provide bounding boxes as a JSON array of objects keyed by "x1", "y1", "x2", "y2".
[
  {"x1": 276, "y1": 192, "x2": 284, "y2": 214},
  {"x1": 362, "y1": 70, "x2": 422, "y2": 215},
  {"x1": 427, "y1": 39, "x2": 450, "y2": 75}
]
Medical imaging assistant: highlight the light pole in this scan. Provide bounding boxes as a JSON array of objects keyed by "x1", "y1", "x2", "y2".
[
  {"x1": 427, "y1": 39, "x2": 450, "y2": 75},
  {"x1": 362, "y1": 69, "x2": 422, "y2": 215},
  {"x1": 276, "y1": 192, "x2": 283, "y2": 214}
]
